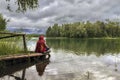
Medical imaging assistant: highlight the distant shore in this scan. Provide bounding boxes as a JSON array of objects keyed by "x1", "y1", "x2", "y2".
[{"x1": 26, "y1": 34, "x2": 120, "y2": 39}]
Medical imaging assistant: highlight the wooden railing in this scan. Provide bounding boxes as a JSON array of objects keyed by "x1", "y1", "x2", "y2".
[{"x1": 0, "y1": 32, "x2": 27, "y2": 52}]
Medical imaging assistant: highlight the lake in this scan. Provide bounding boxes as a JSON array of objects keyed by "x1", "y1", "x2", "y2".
[{"x1": 1, "y1": 38, "x2": 120, "y2": 80}]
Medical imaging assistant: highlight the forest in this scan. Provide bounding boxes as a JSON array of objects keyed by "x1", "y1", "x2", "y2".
[{"x1": 46, "y1": 20, "x2": 120, "y2": 38}]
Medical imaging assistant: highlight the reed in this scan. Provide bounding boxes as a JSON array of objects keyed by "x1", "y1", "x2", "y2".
[
  {"x1": 0, "y1": 37, "x2": 24, "y2": 56},
  {"x1": 0, "y1": 42, "x2": 22, "y2": 55}
]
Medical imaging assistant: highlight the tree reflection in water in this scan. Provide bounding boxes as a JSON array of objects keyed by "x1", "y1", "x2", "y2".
[{"x1": 47, "y1": 38, "x2": 120, "y2": 56}]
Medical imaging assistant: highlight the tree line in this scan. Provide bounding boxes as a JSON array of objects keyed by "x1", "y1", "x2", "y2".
[{"x1": 46, "y1": 20, "x2": 120, "y2": 38}]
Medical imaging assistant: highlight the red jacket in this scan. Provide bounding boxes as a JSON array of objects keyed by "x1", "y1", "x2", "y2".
[{"x1": 35, "y1": 36, "x2": 47, "y2": 53}]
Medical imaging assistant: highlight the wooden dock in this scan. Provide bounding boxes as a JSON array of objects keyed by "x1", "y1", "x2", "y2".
[
  {"x1": 0, "y1": 51, "x2": 51, "y2": 65},
  {"x1": 0, "y1": 32, "x2": 51, "y2": 65},
  {"x1": 0, "y1": 53, "x2": 43, "y2": 61},
  {"x1": 0, "y1": 54, "x2": 50, "y2": 78}
]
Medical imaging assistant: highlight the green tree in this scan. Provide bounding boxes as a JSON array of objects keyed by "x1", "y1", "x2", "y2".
[
  {"x1": 6, "y1": 0, "x2": 39, "y2": 12},
  {"x1": 46, "y1": 20, "x2": 120, "y2": 38},
  {"x1": 0, "y1": 14, "x2": 7, "y2": 31}
]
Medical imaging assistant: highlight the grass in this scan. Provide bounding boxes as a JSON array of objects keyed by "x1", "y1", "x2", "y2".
[
  {"x1": 0, "y1": 35, "x2": 25, "y2": 56},
  {"x1": 0, "y1": 41, "x2": 23, "y2": 56},
  {"x1": 0, "y1": 31, "x2": 36, "y2": 57}
]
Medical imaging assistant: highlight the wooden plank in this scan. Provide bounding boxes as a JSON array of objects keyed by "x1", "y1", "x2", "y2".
[
  {"x1": 0, "y1": 32, "x2": 26, "y2": 39},
  {"x1": 0, "y1": 35, "x2": 22, "y2": 39},
  {"x1": 0, "y1": 50, "x2": 51, "y2": 61},
  {"x1": 0, "y1": 53, "x2": 44, "y2": 61},
  {"x1": 0, "y1": 32, "x2": 25, "y2": 35}
]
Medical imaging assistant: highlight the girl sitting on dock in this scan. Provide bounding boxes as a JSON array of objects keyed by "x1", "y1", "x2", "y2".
[{"x1": 35, "y1": 35, "x2": 49, "y2": 53}]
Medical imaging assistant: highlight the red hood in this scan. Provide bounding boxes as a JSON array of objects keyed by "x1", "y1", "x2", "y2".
[
  {"x1": 39, "y1": 35, "x2": 44, "y2": 40},
  {"x1": 39, "y1": 35, "x2": 45, "y2": 42}
]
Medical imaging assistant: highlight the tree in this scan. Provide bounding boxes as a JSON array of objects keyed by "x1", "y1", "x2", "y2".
[
  {"x1": 46, "y1": 26, "x2": 52, "y2": 37},
  {"x1": 6, "y1": 0, "x2": 39, "y2": 12},
  {"x1": 0, "y1": 14, "x2": 7, "y2": 31},
  {"x1": 46, "y1": 20, "x2": 120, "y2": 38}
]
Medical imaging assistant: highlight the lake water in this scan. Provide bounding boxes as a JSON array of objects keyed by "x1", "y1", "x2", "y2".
[{"x1": 1, "y1": 38, "x2": 120, "y2": 80}]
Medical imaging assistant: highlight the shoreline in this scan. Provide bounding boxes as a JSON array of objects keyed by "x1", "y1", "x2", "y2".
[{"x1": 46, "y1": 37, "x2": 120, "y2": 39}]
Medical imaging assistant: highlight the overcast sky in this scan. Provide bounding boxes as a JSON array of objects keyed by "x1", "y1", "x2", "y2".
[{"x1": 0, "y1": 0, "x2": 120, "y2": 30}]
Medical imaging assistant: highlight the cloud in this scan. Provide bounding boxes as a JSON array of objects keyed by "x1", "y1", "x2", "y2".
[{"x1": 0, "y1": 0, "x2": 120, "y2": 32}]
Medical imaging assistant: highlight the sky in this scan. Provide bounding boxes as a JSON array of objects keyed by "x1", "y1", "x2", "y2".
[{"x1": 0, "y1": 0, "x2": 120, "y2": 33}]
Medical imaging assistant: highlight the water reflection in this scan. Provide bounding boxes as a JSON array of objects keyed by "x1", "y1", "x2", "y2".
[
  {"x1": 36, "y1": 59, "x2": 50, "y2": 76},
  {"x1": 9, "y1": 69, "x2": 26, "y2": 80},
  {"x1": 1, "y1": 38, "x2": 120, "y2": 80},
  {"x1": 47, "y1": 38, "x2": 120, "y2": 56}
]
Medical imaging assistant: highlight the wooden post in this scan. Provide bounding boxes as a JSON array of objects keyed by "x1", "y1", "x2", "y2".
[
  {"x1": 23, "y1": 34, "x2": 27, "y2": 52},
  {"x1": 22, "y1": 69, "x2": 26, "y2": 80},
  {"x1": 87, "y1": 71, "x2": 90, "y2": 79}
]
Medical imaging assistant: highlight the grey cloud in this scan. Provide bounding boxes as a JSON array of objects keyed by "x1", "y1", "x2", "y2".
[
  {"x1": 39, "y1": 0, "x2": 55, "y2": 7},
  {"x1": 61, "y1": 0, "x2": 75, "y2": 4},
  {"x1": 0, "y1": 0, "x2": 120, "y2": 31}
]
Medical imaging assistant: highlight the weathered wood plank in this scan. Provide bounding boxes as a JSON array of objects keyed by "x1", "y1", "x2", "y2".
[
  {"x1": 0, "y1": 35, "x2": 22, "y2": 39},
  {"x1": 0, "y1": 49, "x2": 51, "y2": 61},
  {"x1": 0, "y1": 53, "x2": 44, "y2": 61},
  {"x1": 0, "y1": 32, "x2": 25, "y2": 35}
]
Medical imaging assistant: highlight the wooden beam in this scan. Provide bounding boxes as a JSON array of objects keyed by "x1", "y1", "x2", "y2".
[
  {"x1": 0, "y1": 53, "x2": 44, "y2": 61},
  {"x1": 0, "y1": 32, "x2": 29, "y2": 55},
  {"x1": 0, "y1": 35, "x2": 22, "y2": 39},
  {"x1": 0, "y1": 32, "x2": 25, "y2": 35},
  {"x1": 0, "y1": 50, "x2": 51, "y2": 61}
]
